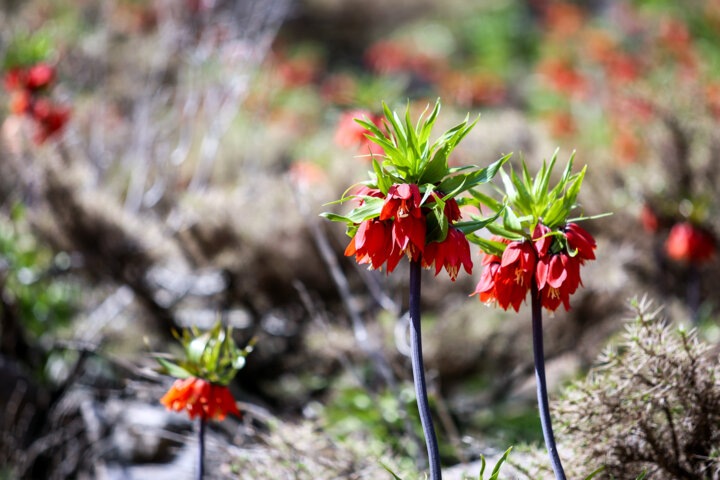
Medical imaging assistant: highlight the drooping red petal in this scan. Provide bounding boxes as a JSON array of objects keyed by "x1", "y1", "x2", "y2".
[
  {"x1": 536, "y1": 256, "x2": 550, "y2": 290},
  {"x1": 533, "y1": 223, "x2": 553, "y2": 257},
  {"x1": 501, "y1": 242, "x2": 523, "y2": 268},
  {"x1": 547, "y1": 254, "x2": 567, "y2": 289}
]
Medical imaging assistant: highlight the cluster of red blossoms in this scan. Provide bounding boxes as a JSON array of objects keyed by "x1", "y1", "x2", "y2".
[
  {"x1": 344, "y1": 183, "x2": 472, "y2": 280},
  {"x1": 160, "y1": 377, "x2": 240, "y2": 421},
  {"x1": 473, "y1": 223, "x2": 596, "y2": 311},
  {"x1": 3, "y1": 63, "x2": 69, "y2": 144}
]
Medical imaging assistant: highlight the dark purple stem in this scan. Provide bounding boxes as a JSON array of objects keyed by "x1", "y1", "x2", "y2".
[
  {"x1": 198, "y1": 416, "x2": 206, "y2": 480},
  {"x1": 409, "y1": 260, "x2": 442, "y2": 480},
  {"x1": 531, "y1": 278, "x2": 566, "y2": 480}
]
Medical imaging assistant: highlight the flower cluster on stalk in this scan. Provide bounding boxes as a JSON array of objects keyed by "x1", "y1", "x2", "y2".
[
  {"x1": 323, "y1": 101, "x2": 508, "y2": 281},
  {"x1": 156, "y1": 322, "x2": 254, "y2": 422},
  {"x1": 3, "y1": 62, "x2": 69, "y2": 144},
  {"x1": 469, "y1": 151, "x2": 604, "y2": 312}
]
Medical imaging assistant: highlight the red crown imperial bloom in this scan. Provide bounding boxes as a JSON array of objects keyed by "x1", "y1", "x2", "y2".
[
  {"x1": 665, "y1": 222, "x2": 716, "y2": 264},
  {"x1": 160, "y1": 377, "x2": 240, "y2": 421},
  {"x1": 422, "y1": 227, "x2": 473, "y2": 281}
]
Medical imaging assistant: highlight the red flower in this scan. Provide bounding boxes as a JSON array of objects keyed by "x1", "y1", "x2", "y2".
[
  {"x1": 345, "y1": 218, "x2": 393, "y2": 270},
  {"x1": 640, "y1": 205, "x2": 659, "y2": 233},
  {"x1": 535, "y1": 252, "x2": 581, "y2": 311},
  {"x1": 564, "y1": 223, "x2": 596, "y2": 261},
  {"x1": 473, "y1": 237, "x2": 533, "y2": 312},
  {"x1": 31, "y1": 100, "x2": 70, "y2": 144},
  {"x1": 665, "y1": 222, "x2": 716, "y2": 264},
  {"x1": 334, "y1": 109, "x2": 384, "y2": 157},
  {"x1": 533, "y1": 223, "x2": 553, "y2": 257},
  {"x1": 160, "y1": 377, "x2": 240, "y2": 421},
  {"x1": 422, "y1": 227, "x2": 472, "y2": 281},
  {"x1": 380, "y1": 184, "x2": 426, "y2": 261},
  {"x1": 9, "y1": 90, "x2": 30, "y2": 115},
  {"x1": 3, "y1": 67, "x2": 26, "y2": 91},
  {"x1": 25, "y1": 63, "x2": 55, "y2": 90}
]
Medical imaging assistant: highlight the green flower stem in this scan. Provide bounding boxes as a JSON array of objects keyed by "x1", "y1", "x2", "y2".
[
  {"x1": 409, "y1": 260, "x2": 442, "y2": 480},
  {"x1": 531, "y1": 278, "x2": 566, "y2": 480},
  {"x1": 198, "y1": 416, "x2": 206, "y2": 480}
]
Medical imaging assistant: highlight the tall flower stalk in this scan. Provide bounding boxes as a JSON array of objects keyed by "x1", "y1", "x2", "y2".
[
  {"x1": 323, "y1": 101, "x2": 507, "y2": 479},
  {"x1": 409, "y1": 259, "x2": 441, "y2": 478},
  {"x1": 468, "y1": 150, "x2": 606, "y2": 479},
  {"x1": 155, "y1": 322, "x2": 255, "y2": 479}
]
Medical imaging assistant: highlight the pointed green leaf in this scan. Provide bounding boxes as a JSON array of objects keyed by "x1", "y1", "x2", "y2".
[
  {"x1": 485, "y1": 222, "x2": 525, "y2": 240},
  {"x1": 373, "y1": 158, "x2": 391, "y2": 194},
  {"x1": 437, "y1": 154, "x2": 510, "y2": 194},
  {"x1": 503, "y1": 207, "x2": 522, "y2": 232},
  {"x1": 466, "y1": 234, "x2": 508, "y2": 257},
  {"x1": 469, "y1": 190, "x2": 503, "y2": 212},
  {"x1": 157, "y1": 358, "x2": 193, "y2": 379},
  {"x1": 489, "y1": 447, "x2": 512, "y2": 480},
  {"x1": 583, "y1": 466, "x2": 605, "y2": 480},
  {"x1": 453, "y1": 207, "x2": 504, "y2": 234},
  {"x1": 381, "y1": 464, "x2": 404, "y2": 480}
]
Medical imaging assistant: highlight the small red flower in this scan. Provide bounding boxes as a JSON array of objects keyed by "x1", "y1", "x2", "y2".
[
  {"x1": 422, "y1": 227, "x2": 472, "y2": 281},
  {"x1": 473, "y1": 236, "x2": 532, "y2": 312},
  {"x1": 640, "y1": 205, "x2": 659, "y2": 233},
  {"x1": 665, "y1": 222, "x2": 716, "y2": 264},
  {"x1": 533, "y1": 223, "x2": 553, "y2": 257},
  {"x1": 31, "y1": 100, "x2": 70, "y2": 144},
  {"x1": 381, "y1": 184, "x2": 426, "y2": 260},
  {"x1": 564, "y1": 222, "x2": 596, "y2": 261},
  {"x1": 535, "y1": 252, "x2": 581, "y2": 311},
  {"x1": 160, "y1": 377, "x2": 240, "y2": 421},
  {"x1": 25, "y1": 63, "x2": 55, "y2": 90},
  {"x1": 9, "y1": 90, "x2": 31, "y2": 115},
  {"x1": 334, "y1": 109, "x2": 384, "y2": 157},
  {"x1": 3, "y1": 67, "x2": 27, "y2": 91},
  {"x1": 345, "y1": 218, "x2": 393, "y2": 270}
]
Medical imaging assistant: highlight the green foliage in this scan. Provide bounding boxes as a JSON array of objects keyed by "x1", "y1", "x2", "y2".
[
  {"x1": 156, "y1": 321, "x2": 255, "y2": 385},
  {"x1": 466, "y1": 149, "x2": 609, "y2": 255},
  {"x1": 323, "y1": 385, "x2": 424, "y2": 458},
  {"x1": 2, "y1": 31, "x2": 53, "y2": 69},
  {"x1": 321, "y1": 100, "x2": 508, "y2": 242},
  {"x1": 0, "y1": 206, "x2": 76, "y2": 340}
]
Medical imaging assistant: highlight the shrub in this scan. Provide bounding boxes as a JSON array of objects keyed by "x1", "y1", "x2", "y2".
[{"x1": 558, "y1": 296, "x2": 720, "y2": 480}]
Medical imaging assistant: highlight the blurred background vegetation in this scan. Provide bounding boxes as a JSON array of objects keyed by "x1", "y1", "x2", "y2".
[{"x1": 1, "y1": 0, "x2": 720, "y2": 479}]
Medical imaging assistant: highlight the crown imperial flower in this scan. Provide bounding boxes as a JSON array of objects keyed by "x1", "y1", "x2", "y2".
[
  {"x1": 469, "y1": 151, "x2": 605, "y2": 312},
  {"x1": 665, "y1": 221, "x2": 716, "y2": 264},
  {"x1": 323, "y1": 100, "x2": 508, "y2": 280},
  {"x1": 160, "y1": 377, "x2": 240, "y2": 421},
  {"x1": 156, "y1": 322, "x2": 254, "y2": 422}
]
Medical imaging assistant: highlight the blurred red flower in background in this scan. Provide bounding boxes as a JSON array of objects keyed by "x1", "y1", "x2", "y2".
[
  {"x1": 665, "y1": 222, "x2": 716, "y2": 264},
  {"x1": 334, "y1": 109, "x2": 384, "y2": 157},
  {"x1": 25, "y1": 63, "x2": 55, "y2": 90},
  {"x1": 160, "y1": 377, "x2": 240, "y2": 421}
]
